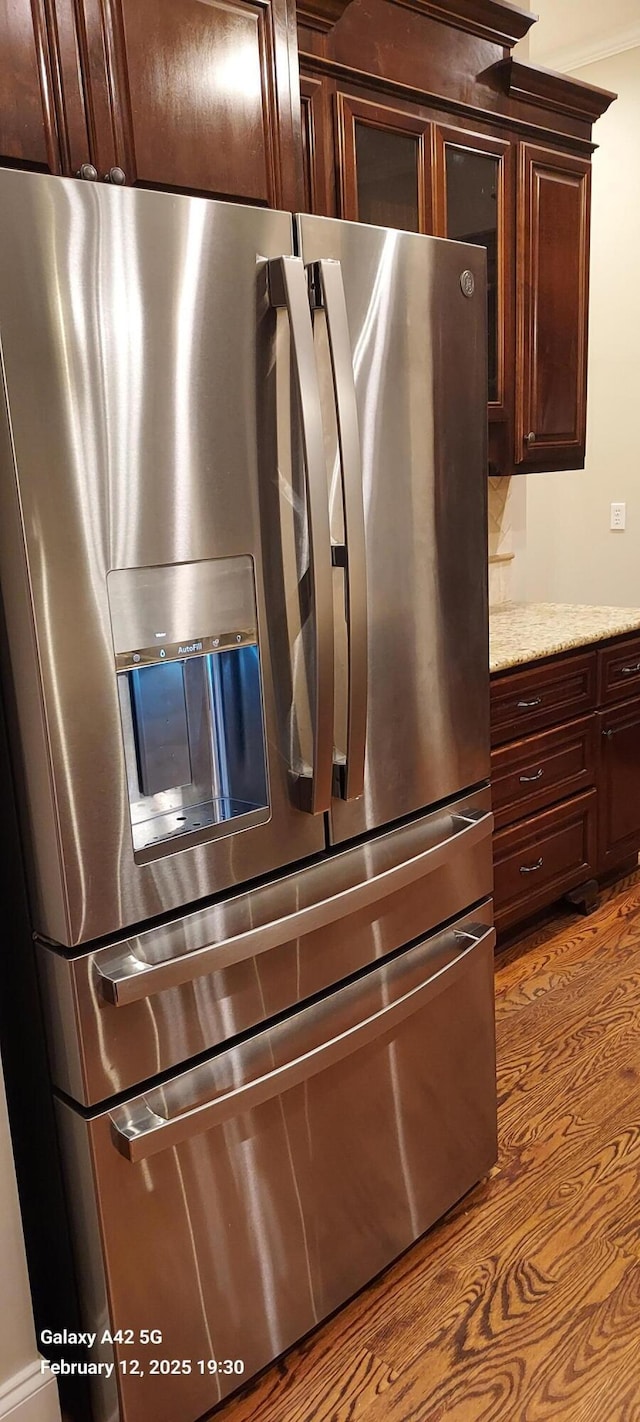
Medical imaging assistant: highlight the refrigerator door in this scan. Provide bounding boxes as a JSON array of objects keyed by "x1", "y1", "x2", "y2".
[
  {"x1": 296, "y1": 215, "x2": 490, "y2": 844},
  {"x1": 55, "y1": 903, "x2": 497, "y2": 1422},
  {"x1": 0, "y1": 172, "x2": 328, "y2": 946}
]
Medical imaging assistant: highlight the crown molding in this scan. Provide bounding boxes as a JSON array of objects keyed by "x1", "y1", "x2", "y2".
[
  {"x1": 531, "y1": 21, "x2": 640, "y2": 75},
  {"x1": 296, "y1": 0, "x2": 354, "y2": 32},
  {"x1": 495, "y1": 57, "x2": 617, "y2": 123},
  {"x1": 388, "y1": 0, "x2": 537, "y2": 48}
]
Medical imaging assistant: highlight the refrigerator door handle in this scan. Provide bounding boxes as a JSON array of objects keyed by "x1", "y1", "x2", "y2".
[
  {"x1": 268, "y1": 256, "x2": 334, "y2": 815},
  {"x1": 95, "y1": 806, "x2": 493, "y2": 1006},
  {"x1": 109, "y1": 919, "x2": 496, "y2": 1162},
  {"x1": 312, "y1": 258, "x2": 368, "y2": 802}
]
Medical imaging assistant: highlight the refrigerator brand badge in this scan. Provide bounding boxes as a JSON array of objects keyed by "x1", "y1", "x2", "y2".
[{"x1": 460, "y1": 270, "x2": 475, "y2": 298}]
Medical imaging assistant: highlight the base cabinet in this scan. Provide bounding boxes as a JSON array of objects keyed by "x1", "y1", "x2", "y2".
[
  {"x1": 492, "y1": 633, "x2": 640, "y2": 936},
  {"x1": 598, "y1": 701, "x2": 640, "y2": 873}
]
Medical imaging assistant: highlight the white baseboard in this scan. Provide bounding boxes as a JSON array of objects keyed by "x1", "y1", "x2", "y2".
[{"x1": 0, "y1": 1361, "x2": 60, "y2": 1422}]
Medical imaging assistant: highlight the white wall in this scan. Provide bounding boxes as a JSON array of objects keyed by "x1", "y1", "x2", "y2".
[
  {"x1": 528, "y1": 0, "x2": 640, "y2": 72},
  {"x1": 523, "y1": 45, "x2": 640, "y2": 608},
  {"x1": 0, "y1": 1052, "x2": 60, "y2": 1422}
]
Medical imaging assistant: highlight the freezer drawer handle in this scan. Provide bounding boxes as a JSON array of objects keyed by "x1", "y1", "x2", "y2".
[
  {"x1": 109, "y1": 920, "x2": 496, "y2": 1163},
  {"x1": 268, "y1": 255, "x2": 334, "y2": 816},
  {"x1": 96, "y1": 807, "x2": 494, "y2": 1006},
  {"x1": 311, "y1": 259, "x2": 368, "y2": 803}
]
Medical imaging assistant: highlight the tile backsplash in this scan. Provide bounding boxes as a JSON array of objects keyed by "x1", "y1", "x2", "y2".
[{"x1": 488, "y1": 476, "x2": 516, "y2": 606}]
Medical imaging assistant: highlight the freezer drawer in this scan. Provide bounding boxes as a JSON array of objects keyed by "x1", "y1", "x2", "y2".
[
  {"x1": 38, "y1": 788, "x2": 492, "y2": 1105},
  {"x1": 55, "y1": 905, "x2": 497, "y2": 1422}
]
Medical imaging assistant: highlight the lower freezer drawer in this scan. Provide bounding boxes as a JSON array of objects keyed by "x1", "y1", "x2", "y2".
[
  {"x1": 39, "y1": 787, "x2": 492, "y2": 1105},
  {"x1": 55, "y1": 904, "x2": 497, "y2": 1422}
]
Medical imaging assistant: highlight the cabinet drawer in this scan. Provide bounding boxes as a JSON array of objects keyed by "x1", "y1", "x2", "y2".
[
  {"x1": 491, "y1": 715, "x2": 597, "y2": 830},
  {"x1": 491, "y1": 651, "x2": 597, "y2": 746},
  {"x1": 493, "y1": 791, "x2": 596, "y2": 933},
  {"x1": 598, "y1": 636, "x2": 640, "y2": 705}
]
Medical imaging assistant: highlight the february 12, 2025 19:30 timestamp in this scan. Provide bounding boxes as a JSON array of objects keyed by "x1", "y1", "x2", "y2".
[{"x1": 38, "y1": 1331, "x2": 245, "y2": 1383}]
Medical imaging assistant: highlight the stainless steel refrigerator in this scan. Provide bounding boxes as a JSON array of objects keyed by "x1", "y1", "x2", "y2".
[{"x1": 0, "y1": 169, "x2": 496, "y2": 1422}]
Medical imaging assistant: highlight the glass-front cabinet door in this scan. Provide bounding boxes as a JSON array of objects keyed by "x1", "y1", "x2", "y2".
[
  {"x1": 336, "y1": 94, "x2": 432, "y2": 233},
  {"x1": 433, "y1": 126, "x2": 513, "y2": 420}
]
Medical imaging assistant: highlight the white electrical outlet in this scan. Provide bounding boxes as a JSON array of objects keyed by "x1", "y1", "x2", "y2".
[{"x1": 611, "y1": 502, "x2": 626, "y2": 531}]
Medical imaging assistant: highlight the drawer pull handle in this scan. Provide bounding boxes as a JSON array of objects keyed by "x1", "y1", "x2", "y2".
[
  {"x1": 520, "y1": 857, "x2": 544, "y2": 875},
  {"x1": 621, "y1": 663, "x2": 640, "y2": 677},
  {"x1": 519, "y1": 768, "x2": 544, "y2": 784},
  {"x1": 516, "y1": 697, "x2": 542, "y2": 710},
  {"x1": 109, "y1": 922, "x2": 497, "y2": 1161}
]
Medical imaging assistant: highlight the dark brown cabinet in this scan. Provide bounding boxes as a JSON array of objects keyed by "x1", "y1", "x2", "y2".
[
  {"x1": 492, "y1": 632, "x2": 640, "y2": 936},
  {"x1": 336, "y1": 93, "x2": 432, "y2": 231},
  {"x1": 432, "y1": 124, "x2": 513, "y2": 420},
  {"x1": 296, "y1": 11, "x2": 613, "y2": 478},
  {"x1": 493, "y1": 791, "x2": 597, "y2": 935},
  {"x1": 1, "y1": 0, "x2": 298, "y2": 206},
  {"x1": 598, "y1": 700, "x2": 640, "y2": 874},
  {"x1": 515, "y1": 144, "x2": 591, "y2": 471},
  {"x1": 0, "y1": 0, "x2": 90, "y2": 176},
  {"x1": 76, "y1": 0, "x2": 299, "y2": 204},
  {"x1": 300, "y1": 71, "x2": 332, "y2": 214},
  {"x1": 0, "y1": 0, "x2": 61, "y2": 172}
]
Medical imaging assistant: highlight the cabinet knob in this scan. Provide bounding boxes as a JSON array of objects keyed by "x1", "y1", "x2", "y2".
[
  {"x1": 526, "y1": 431, "x2": 536, "y2": 446},
  {"x1": 602, "y1": 729, "x2": 614, "y2": 739},
  {"x1": 104, "y1": 167, "x2": 127, "y2": 186},
  {"x1": 76, "y1": 163, "x2": 98, "y2": 182}
]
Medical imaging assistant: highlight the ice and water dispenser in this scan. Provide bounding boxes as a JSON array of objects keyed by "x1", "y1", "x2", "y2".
[{"x1": 107, "y1": 558, "x2": 270, "y2": 857}]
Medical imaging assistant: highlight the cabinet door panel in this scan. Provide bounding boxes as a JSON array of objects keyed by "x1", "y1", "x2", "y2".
[
  {"x1": 433, "y1": 124, "x2": 513, "y2": 420},
  {"x1": 336, "y1": 93, "x2": 432, "y2": 233},
  {"x1": 300, "y1": 71, "x2": 333, "y2": 215},
  {"x1": 78, "y1": 0, "x2": 295, "y2": 205},
  {"x1": 598, "y1": 701, "x2": 640, "y2": 873},
  {"x1": 0, "y1": 0, "x2": 60, "y2": 170},
  {"x1": 516, "y1": 144, "x2": 590, "y2": 470}
]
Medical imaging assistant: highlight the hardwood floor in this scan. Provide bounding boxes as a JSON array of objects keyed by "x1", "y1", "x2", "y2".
[{"x1": 216, "y1": 868, "x2": 640, "y2": 1422}]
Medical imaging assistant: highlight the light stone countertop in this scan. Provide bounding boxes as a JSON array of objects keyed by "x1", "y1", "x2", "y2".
[{"x1": 490, "y1": 602, "x2": 640, "y2": 674}]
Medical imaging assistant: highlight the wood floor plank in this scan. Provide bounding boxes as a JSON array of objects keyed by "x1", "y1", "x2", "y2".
[{"x1": 214, "y1": 870, "x2": 640, "y2": 1422}]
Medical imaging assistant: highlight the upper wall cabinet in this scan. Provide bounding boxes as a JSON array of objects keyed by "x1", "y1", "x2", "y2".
[
  {"x1": 0, "y1": 0, "x2": 300, "y2": 207},
  {"x1": 0, "y1": 0, "x2": 89, "y2": 175},
  {"x1": 336, "y1": 93, "x2": 432, "y2": 232},
  {"x1": 515, "y1": 144, "x2": 591, "y2": 472},
  {"x1": 296, "y1": 8, "x2": 616, "y2": 476},
  {"x1": 432, "y1": 125, "x2": 513, "y2": 422},
  {"x1": 0, "y1": 0, "x2": 60, "y2": 171},
  {"x1": 77, "y1": 0, "x2": 299, "y2": 205}
]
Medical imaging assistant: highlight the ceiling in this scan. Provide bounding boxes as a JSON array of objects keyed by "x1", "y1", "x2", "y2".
[{"x1": 526, "y1": 0, "x2": 640, "y2": 72}]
